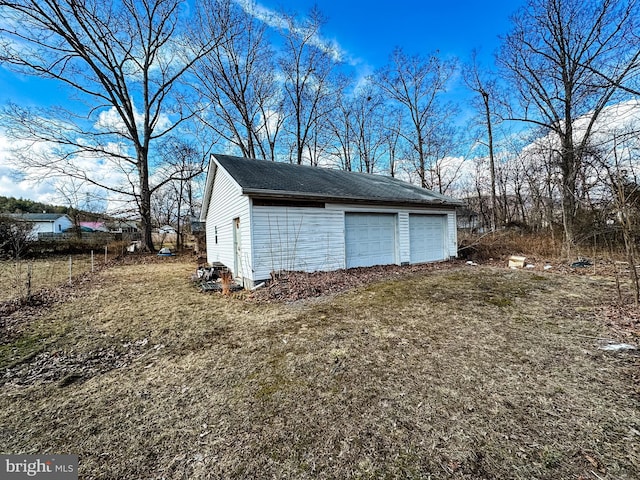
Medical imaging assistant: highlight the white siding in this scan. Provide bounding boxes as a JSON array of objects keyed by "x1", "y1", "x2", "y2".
[
  {"x1": 55, "y1": 217, "x2": 73, "y2": 233},
  {"x1": 252, "y1": 206, "x2": 344, "y2": 281},
  {"x1": 204, "y1": 173, "x2": 459, "y2": 285},
  {"x1": 31, "y1": 222, "x2": 56, "y2": 236},
  {"x1": 205, "y1": 167, "x2": 251, "y2": 279},
  {"x1": 31, "y1": 216, "x2": 73, "y2": 238},
  {"x1": 447, "y1": 211, "x2": 458, "y2": 257},
  {"x1": 397, "y1": 212, "x2": 410, "y2": 264}
]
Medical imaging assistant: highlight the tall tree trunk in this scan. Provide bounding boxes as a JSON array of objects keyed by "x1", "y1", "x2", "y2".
[
  {"x1": 560, "y1": 135, "x2": 578, "y2": 257},
  {"x1": 139, "y1": 151, "x2": 154, "y2": 252},
  {"x1": 481, "y1": 90, "x2": 498, "y2": 231}
]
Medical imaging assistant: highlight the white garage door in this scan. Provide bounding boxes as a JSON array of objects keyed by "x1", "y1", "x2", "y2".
[
  {"x1": 409, "y1": 214, "x2": 446, "y2": 263},
  {"x1": 345, "y1": 213, "x2": 396, "y2": 268}
]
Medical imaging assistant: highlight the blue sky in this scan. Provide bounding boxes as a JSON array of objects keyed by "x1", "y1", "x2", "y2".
[
  {"x1": 295, "y1": 0, "x2": 523, "y2": 65},
  {"x1": 0, "y1": 0, "x2": 525, "y2": 108},
  {"x1": 0, "y1": 0, "x2": 526, "y2": 203}
]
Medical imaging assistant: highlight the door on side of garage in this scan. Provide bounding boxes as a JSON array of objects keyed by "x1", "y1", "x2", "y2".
[
  {"x1": 345, "y1": 213, "x2": 397, "y2": 268},
  {"x1": 409, "y1": 214, "x2": 447, "y2": 264}
]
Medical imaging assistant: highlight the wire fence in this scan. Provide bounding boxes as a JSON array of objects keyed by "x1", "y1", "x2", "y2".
[{"x1": 0, "y1": 249, "x2": 119, "y2": 303}]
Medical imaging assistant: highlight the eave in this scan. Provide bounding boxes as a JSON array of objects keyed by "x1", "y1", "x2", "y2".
[{"x1": 242, "y1": 188, "x2": 463, "y2": 208}]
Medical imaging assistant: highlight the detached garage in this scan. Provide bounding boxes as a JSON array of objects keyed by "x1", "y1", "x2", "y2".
[{"x1": 200, "y1": 154, "x2": 462, "y2": 288}]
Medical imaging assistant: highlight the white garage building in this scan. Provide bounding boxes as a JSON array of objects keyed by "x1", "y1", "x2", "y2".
[{"x1": 201, "y1": 154, "x2": 462, "y2": 288}]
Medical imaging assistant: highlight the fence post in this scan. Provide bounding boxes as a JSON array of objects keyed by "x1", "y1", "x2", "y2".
[
  {"x1": 26, "y1": 262, "x2": 32, "y2": 302},
  {"x1": 91, "y1": 250, "x2": 94, "y2": 273},
  {"x1": 69, "y1": 256, "x2": 72, "y2": 284},
  {"x1": 105, "y1": 245, "x2": 108, "y2": 264}
]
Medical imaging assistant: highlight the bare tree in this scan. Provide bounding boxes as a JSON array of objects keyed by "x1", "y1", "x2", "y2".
[
  {"x1": 584, "y1": 110, "x2": 640, "y2": 302},
  {"x1": 351, "y1": 84, "x2": 388, "y2": 174},
  {"x1": 151, "y1": 185, "x2": 178, "y2": 234},
  {"x1": 326, "y1": 85, "x2": 355, "y2": 171},
  {"x1": 279, "y1": 7, "x2": 339, "y2": 165},
  {"x1": 192, "y1": 0, "x2": 283, "y2": 160},
  {"x1": 602, "y1": 135, "x2": 640, "y2": 304},
  {"x1": 518, "y1": 135, "x2": 562, "y2": 236},
  {"x1": 610, "y1": 170, "x2": 640, "y2": 305},
  {"x1": 373, "y1": 48, "x2": 458, "y2": 188},
  {"x1": 0, "y1": 215, "x2": 33, "y2": 259},
  {"x1": 55, "y1": 178, "x2": 106, "y2": 239},
  {"x1": 0, "y1": 0, "x2": 229, "y2": 251},
  {"x1": 498, "y1": 0, "x2": 640, "y2": 256},
  {"x1": 385, "y1": 107, "x2": 404, "y2": 178},
  {"x1": 424, "y1": 122, "x2": 463, "y2": 194},
  {"x1": 154, "y1": 136, "x2": 211, "y2": 250},
  {"x1": 464, "y1": 51, "x2": 500, "y2": 230}
]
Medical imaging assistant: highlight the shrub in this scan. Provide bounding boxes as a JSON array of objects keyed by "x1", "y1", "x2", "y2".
[
  {"x1": 459, "y1": 230, "x2": 561, "y2": 261},
  {"x1": 0, "y1": 215, "x2": 33, "y2": 259}
]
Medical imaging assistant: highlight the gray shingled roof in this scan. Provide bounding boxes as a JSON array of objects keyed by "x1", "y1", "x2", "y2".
[
  {"x1": 6, "y1": 213, "x2": 68, "y2": 222},
  {"x1": 214, "y1": 154, "x2": 462, "y2": 206}
]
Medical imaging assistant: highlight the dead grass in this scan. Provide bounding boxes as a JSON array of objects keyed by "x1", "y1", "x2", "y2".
[
  {"x1": 458, "y1": 230, "x2": 562, "y2": 261},
  {"x1": 457, "y1": 229, "x2": 626, "y2": 263},
  {"x1": 0, "y1": 255, "x2": 105, "y2": 303},
  {"x1": 0, "y1": 258, "x2": 639, "y2": 479}
]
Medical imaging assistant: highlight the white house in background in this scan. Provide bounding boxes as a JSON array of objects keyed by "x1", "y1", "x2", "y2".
[
  {"x1": 200, "y1": 154, "x2": 462, "y2": 288},
  {"x1": 158, "y1": 225, "x2": 177, "y2": 235},
  {"x1": 7, "y1": 213, "x2": 73, "y2": 239}
]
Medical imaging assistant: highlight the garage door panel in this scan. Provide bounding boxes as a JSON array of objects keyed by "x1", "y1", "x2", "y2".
[
  {"x1": 345, "y1": 213, "x2": 396, "y2": 268},
  {"x1": 409, "y1": 214, "x2": 446, "y2": 263}
]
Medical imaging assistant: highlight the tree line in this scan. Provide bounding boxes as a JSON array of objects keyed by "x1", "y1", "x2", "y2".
[
  {"x1": 0, "y1": 196, "x2": 68, "y2": 215},
  {"x1": 0, "y1": 0, "x2": 639, "y2": 256}
]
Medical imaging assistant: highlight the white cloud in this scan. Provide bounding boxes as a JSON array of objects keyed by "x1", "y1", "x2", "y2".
[
  {"x1": 0, "y1": 127, "x2": 132, "y2": 213},
  {"x1": 233, "y1": 0, "x2": 352, "y2": 64},
  {"x1": 0, "y1": 132, "x2": 56, "y2": 202},
  {"x1": 520, "y1": 99, "x2": 640, "y2": 160},
  {"x1": 0, "y1": 170, "x2": 58, "y2": 204},
  {"x1": 95, "y1": 103, "x2": 172, "y2": 136}
]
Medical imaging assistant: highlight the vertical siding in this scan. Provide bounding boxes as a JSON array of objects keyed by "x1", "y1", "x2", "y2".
[
  {"x1": 397, "y1": 212, "x2": 410, "y2": 264},
  {"x1": 252, "y1": 206, "x2": 345, "y2": 281},
  {"x1": 447, "y1": 211, "x2": 458, "y2": 257},
  {"x1": 205, "y1": 168, "x2": 250, "y2": 278}
]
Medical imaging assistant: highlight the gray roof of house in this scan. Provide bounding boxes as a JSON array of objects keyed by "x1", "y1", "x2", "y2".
[
  {"x1": 5, "y1": 213, "x2": 69, "y2": 222},
  {"x1": 214, "y1": 154, "x2": 462, "y2": 207}
]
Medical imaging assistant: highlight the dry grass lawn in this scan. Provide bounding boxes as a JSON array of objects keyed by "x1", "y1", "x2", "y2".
[
  {"x1": 1, "y1": 257, "x2": 639, "y2": 479},
  {"x1": 0, "y1": 255, "x2": 102, "y2": 302}
]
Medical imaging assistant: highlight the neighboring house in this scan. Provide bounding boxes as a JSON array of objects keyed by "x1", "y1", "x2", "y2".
[
  {"x1": 456, "y1": 206, "x2": 481, "y2": 232},
  {"x1": 7, "y1": 213, "x2": 73, "y2": 239},
  {"x1": 79, "y1": 221, "x2": 109, "y2": 232},
  {"x1": 201, "y1": 154, "x2": 462, "y2": 288},
  {"x1": 106, "y1": 220, "x2": 139, "y2": 234},
  {"x1": 188, "y1": 215, "x2": 206, "y2": 235},
  {"x1": 188, "y1": 215, "x2": 206, "y2": 255},
  {"x1": 158, "y1": 225, "x2": 177, "y2": 235}
]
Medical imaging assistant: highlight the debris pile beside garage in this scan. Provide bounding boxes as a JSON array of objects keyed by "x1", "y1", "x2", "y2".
[
  {"x1": 249, "y1": 261, "x2": 458, "y2": 303},
  {"x1": 192, "y1": 263, "x2": 243, "y2": 293}
]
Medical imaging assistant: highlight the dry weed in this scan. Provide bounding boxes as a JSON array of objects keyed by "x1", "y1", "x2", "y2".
[
  {"x1": 459, "y1": 230, "x2": 562, "y2": 261},
  {"x1": 0, "y1": 255, "x2": 98, "y2": 302}
]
